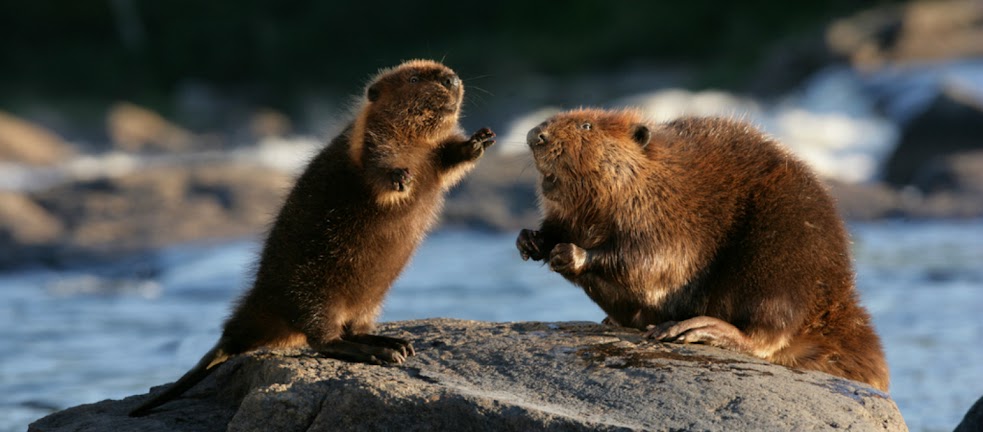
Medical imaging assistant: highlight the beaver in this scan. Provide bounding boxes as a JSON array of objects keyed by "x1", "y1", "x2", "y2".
[
  {"x1": 130, "y1": 59, "x2": 495, "y2": 416},
  {"x1": 516, "y1": 108, "x2": 889, "y2": 391}
]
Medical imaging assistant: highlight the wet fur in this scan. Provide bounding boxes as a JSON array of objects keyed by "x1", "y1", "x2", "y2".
[
  {"x1": 130, "y1": 60, "x2": 493, "y2": 416},
  {"x1": 520, "y1": 109, "x2": 889, "y2": 391}
]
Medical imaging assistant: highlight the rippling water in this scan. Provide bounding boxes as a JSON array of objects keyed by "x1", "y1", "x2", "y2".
[{"x1": 2, "y1": 221, "x2": 981, "y2": 431}]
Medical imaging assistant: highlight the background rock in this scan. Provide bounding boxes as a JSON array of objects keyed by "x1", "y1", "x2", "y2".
[
  {"x1": 444, "y1": 153, "x2": 541, "y2": 231},
  {"x1": 0, "y1": 191, "x2": 67, "y2": 267},
  {"x1": 826, "y1": 181, "x2": 902, "y2": 221},
  {"x1": 0, "y1": 191, "x2": 64, "y2": 244},
  {"x1": 884, "y1": 88, "x2": 983, "y2": 189},
  {"x1": 899, "y1": 149, "x2": 983, "y2": 218},
  {"x1": 827, "y1": 0, "x2": 983, "y2": 70},
  {"x1": 39, "y1": 161, "x2": 292, "y2": 250},
  {"x1": 0, "y1": 111, "x2": 75, "y2": 165},
  {"x1": 30, "y1": 319, "x2": 907, "y2": 432},
  {"x1": 910, "y1": 150, "x2": 983, "y2": 196},
  {"x1": 107, "y1": 102, "x2": 195, "y2": 153},
  {"x1": 0, "y1": 160, "x2": 292, "y2": 269},
  {"x1": 249, "y1": 109, "x2": 293, "y2": 139}
]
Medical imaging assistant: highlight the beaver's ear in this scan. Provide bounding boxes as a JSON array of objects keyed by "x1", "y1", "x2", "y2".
[
  {"x1": 632, "y1": 125, "x2": 651, "y2": 149},
  {"x1": 367, "y1": 83, "x2": 381, "y2": 102}
]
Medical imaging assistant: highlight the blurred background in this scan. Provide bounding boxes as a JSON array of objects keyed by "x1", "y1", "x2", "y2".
[{"x1": 2, "y1": 1, "x2": 981, "y2": 431}]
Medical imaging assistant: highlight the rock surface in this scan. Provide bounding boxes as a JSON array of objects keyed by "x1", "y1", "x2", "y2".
[{"x1": 30, "y1": 319, "x2": 907, "y2": 432}]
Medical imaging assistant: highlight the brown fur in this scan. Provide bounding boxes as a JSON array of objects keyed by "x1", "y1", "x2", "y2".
[
  {"x1": 130, "y1": 59, "x2": 495, "y2": 416},
  {"x1": 517, "y1": 108, "x2": 889, "y2": 391}
]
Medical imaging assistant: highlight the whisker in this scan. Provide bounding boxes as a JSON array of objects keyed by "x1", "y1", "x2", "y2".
[
  {"x1": 464, "y1": 96, "x2": 485, "y2": 107},
  {"x1": 464, "y1": 74, "x2": 494, "y2": 81},
  {"x1": 470, "y1": 86, "x2": 494, "y2": 96},
  {"x1": 465, "y1": 94, "x2": 487, "y2": 108},
  {"x1": 519, "y1": 159, "x2": 537, "y2": 177}
]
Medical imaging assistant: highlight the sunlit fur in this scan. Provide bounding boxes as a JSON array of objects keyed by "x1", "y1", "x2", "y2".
[
  {"x1": 234, "y1": 57, "x2": 481, "y2": 352},
  {"x1": 349, "y1": 59, "x2": 470, "y2": 206},
  {"x1": 129, "y1": 60, "x2": 489, "y2": 416},
  {"x1": 526, "y1": 108, "x2": 889, "y2": 391}
]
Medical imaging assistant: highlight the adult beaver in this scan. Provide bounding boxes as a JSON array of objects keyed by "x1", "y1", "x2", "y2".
[{"x1": 517, "y1": 108, "x2": 888, "y2": 391}]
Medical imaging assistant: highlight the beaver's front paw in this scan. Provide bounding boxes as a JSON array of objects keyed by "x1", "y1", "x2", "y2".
[
  {"x1": 465, "y1": 127, "x2": 496, "y2": 160},
  {"x1": 516, "y1": 229, "x2": 546, "y2": 261},
  {"x1": 390, "y1": 168, "x2": 412, "y2": 192},
  {"x1": 550, "y1": 243, "x2": 588, "y2": 276}
]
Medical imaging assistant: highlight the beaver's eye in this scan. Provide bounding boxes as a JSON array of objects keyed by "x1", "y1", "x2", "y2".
[
  {"x1": 581, "y1": 122, "x2": 592, "y2": 130},
  {"x1": 409, "y1": 76, "x2": 420, "y2": 83}
]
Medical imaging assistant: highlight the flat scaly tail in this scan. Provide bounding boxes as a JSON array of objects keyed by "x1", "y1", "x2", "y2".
[{"x1": 129, "y1": 342, "x2": 231, "y2": 417}]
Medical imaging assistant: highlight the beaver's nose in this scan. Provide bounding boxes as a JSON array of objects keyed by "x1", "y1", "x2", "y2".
[
  {"x1": 441, "y1": 75, "x2": 461, "y2": 91},
  {"x1": 527, "y1": 125, "x2": 547, "y2": 146}
]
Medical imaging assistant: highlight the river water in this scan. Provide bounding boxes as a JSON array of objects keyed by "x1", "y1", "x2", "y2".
[{"x1": 2, "y1": 221, "x2": 981, "y2": 431}]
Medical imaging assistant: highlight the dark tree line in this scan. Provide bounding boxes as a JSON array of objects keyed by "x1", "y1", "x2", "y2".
[{"x1": 0, "y1": 0, "x2": 897, "y2": 109}]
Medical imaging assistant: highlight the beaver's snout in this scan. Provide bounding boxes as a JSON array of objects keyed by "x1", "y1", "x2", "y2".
[
  {"x1": 390, "y1": 168, "x2": 412, "y2": 192},
  {"x1": 527, "y1": 124, "x2": 548, "y2": 147},
  {"x1": 441, "y1": 75, "x2": 461, "y2": 91}
]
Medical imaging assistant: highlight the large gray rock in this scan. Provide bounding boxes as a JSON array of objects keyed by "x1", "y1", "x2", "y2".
[{"x1": 30, "y1": 319, "x2": 906, "y2": 432}]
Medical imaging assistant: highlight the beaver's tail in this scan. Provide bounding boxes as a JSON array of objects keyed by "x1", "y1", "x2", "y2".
[{"x1": 129, "y1": 341, "x2": 231, "y2": 417}]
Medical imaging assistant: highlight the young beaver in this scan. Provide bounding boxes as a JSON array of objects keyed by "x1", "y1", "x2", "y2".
[
  {"x1": 130, "y1": 59, "x2": 495, "y2": 416},
  {"x1": 516, "y1": 108, "x2": 888, "y2": 391}
]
